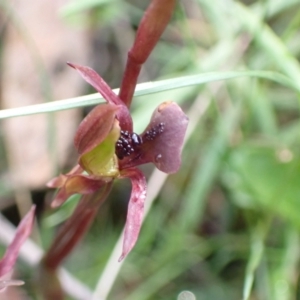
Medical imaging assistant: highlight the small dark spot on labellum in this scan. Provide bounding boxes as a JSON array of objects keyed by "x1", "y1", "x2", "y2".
[{"x1": 145, "y1": 122, "x2": 165, "y2": 141}]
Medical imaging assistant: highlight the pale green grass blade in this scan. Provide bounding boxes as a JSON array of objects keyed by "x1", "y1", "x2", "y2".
[
  {"x1": 0, "y1": 71, "x2": 295, "y2": 119},
  {"x1": 252, "y1": 0, "x2": 300, "y2": 18},
  {"x1": 235, "y1": 2, "x2": 300, "y2": 89},
  {"x1": 243, "y1": 220, "x2": 269, "y2": 300},
  {"x1": 248, "y1": 80, "x2": 278, "y2": 135},
  {"x1": 126, "y1": 255, "x2": 200, "y2": 300},
  {"x1": 59, "y1": 0, "x2": 116, "y2": 17},
  {"x1": 271, "y1": 227, "x2": 300, "y2": 300}
]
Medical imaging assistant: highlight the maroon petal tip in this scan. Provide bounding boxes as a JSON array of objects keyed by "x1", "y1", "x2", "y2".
[
  {"x1": 46, "y1": 175, "x2": 66, "y2": 188},
  {"x1": 66, "y1": 61, "x2": 74, "y2": 68},
  {"x1": 119, "y1": 168, "x2": 147, "y2": 260},
  {"x1": 68, "y1": 62, "x2": 133, "y2": 131}
]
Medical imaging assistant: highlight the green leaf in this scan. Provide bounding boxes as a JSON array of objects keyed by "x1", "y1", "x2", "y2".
[{"x1": 224, "y1": 144, "x2": 300, "y2": 228}]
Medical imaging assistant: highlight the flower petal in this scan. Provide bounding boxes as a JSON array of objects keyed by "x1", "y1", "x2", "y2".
[
  {"x1": 0, "y1": 206, "x2": 35, "y2": 278},
  {"x1": 67, "y1": 62, "x2": 122, "y2": 106},
  {"x1": 68, "y1": 63, "x2": 133, "y2": 131},
  {"x1": 120, "y1": 101, "x2": 188, "y2": 173},
  {"x1": 74, "y1": 104, "x2": 119, "y2": 156},
  {"x1": 46, "y1": 174, "x2": 67, "y2": 189},
  {"x1": 141, "y1": 101, "x2": 188, "y2": 173},
  {"x1": 51, "y1": 175, "x2": 108, "y2": 208},
  {"x1": 119, "y1": 168, "x2": 147, "y2": 261},
  {"x1": 47, "y1": 165, "x2": 83, "y2": 188},
  {"x1": 79, "y1": 120, "x2": 120, "y2": 177}
]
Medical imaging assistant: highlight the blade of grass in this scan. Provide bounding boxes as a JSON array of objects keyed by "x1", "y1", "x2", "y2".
[
  {"x1": 251, "y1": 0, "x2": 300, "y2": 19},
  {"x1": 271, "y1": 227, "x2": 300, "y2": 300},
  {"x1": 243, "y1": 220, "x2": 269, "y2": 300},
  {"x1": 0, "y1": 71, "x2": 296, "y2": 119},
  {"x1": 59, "y1": 0, "x2": 118, "y2": 17},
  {"x1": 235, "y1": 2, "x2": 300, "y2": 91},
  {"x1": 126, "y1": 255, "x2": 200, "y2": 300},
  {"x1": 247, "y1": 80, "x2": 278, "y2": 135}
]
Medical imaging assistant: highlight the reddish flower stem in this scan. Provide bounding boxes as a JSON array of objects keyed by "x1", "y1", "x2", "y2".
[
  {"x1": 119, "y1": 0, "x2": 176, "y2": 107},
  {"x1": 118, "y1": 61, "x2": 141, "y2": 109},
  {"x1": 42, "y1": 182, "x2": 113, "y2": 271}
]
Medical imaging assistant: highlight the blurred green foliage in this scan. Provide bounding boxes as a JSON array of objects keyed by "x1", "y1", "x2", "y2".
[{"x1": 2, "y1": 0, "x2": 300, "y2": 299}]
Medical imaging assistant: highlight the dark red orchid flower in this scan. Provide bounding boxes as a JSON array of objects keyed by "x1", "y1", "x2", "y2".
[
  {"x1": 0, "y1": 206, "x2": 35, "y2": 291},
  {"x1": 45, "y1": 0, "x2": 187, "y2": 265},
  {"x1": 48, "y1": 63, "x2": 188, "y2": 260}
]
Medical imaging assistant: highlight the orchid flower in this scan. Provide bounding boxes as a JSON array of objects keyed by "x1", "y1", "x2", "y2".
[
  {"x1": 0, "y1": 206, "x2": 35, "y2": 291},
  {"x1": 44, "y1": 0, "x2": 187, "y2": 272},
  {"x1": 48, "y1": 63, "x2": 188, "y2": 260}
]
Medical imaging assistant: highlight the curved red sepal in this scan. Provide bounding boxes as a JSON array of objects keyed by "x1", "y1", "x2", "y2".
[
  {"x1": 67, "y1": 63, "x2": 133, "y2": 131},
  {"x1": 119, "y1": 168, "x2": 147, "y2": 261},
  {"x1": 47, "y1": 165, "x2": 83, "y2": 188},
  {"x1": 51, "y1": 175, "x2": 108, "y2": 208}
]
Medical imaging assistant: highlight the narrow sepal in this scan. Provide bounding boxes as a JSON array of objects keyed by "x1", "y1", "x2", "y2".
[
  {"x1": 67, "y1": 63, "x2": 122, "y2": 106},
  {"x1": 0, "y1": 206, "x2": 36, "y2": 278},
  {"x1": 68, "y1": 63, "x2": 133, "y2": 131},
  {"x1": 74, "y1": 104, "x2": 119, "y2": 156},
  {"x1": 47, "y1": 165, "x2": 83, "y2": 188},
  {"x1": 119, "y1": 168, "x2": 147, "y2": 261},
  {"x1": 47, "y1": 174, "x2": 67, "y2": 189},
  {"x1": 51, "y1": 175, "x2": 108, "y2": 208}
]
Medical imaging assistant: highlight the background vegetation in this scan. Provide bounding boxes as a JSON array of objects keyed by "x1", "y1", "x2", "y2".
[{"x1": 1, "y1": 0, "x2": 300, "y2": 299}]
